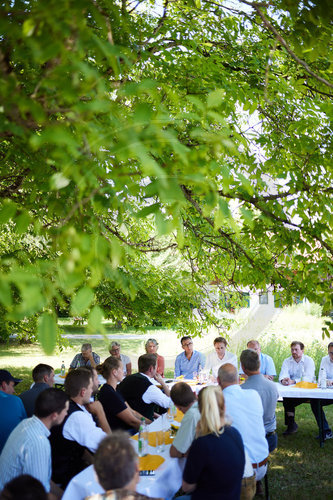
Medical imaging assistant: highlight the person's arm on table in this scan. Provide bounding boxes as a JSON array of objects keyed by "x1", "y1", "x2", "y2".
[
  {"x1": 85, "y1": 401, "x2": 111, "y2": 434},
  {"x1": 154, "y1": 373, "x2": 170, "y2": 397},
  {"x1": 116, "y1": 407, "x2": 142, "y2": 430},
  {"x1": 279, "y1": 359, "x2": 293, "y2": 384},
  {"x1": 281, "y1": 377, "x2": 295, "y2": 385},
  {"x1": 264, "y1": 355, "x2": 276, "y2": 380},
  {"x1": 128, "y1": 405, "x2": 152, "y2": 425}
]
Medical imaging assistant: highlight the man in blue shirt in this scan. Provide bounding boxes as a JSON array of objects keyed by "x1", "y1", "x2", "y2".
[
  {"x1": 0, "y1": 388, "x2": 69, "y2": 496},
  {"x1": 174, "y1": 336, "x2": 205, "y2": 379},
  {"x1": 239, "y1": 340, "x2": 276, "y2": 380},
  {"x1": 0, "y1": 369, "x2": 27, "y2": 453}
]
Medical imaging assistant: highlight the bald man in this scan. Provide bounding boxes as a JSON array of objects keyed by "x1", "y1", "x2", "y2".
[
  {"x1": 239, "y1": 341, "x2": 276, "y2": 381},
  {"x1": 218, "y1": 363, "x2": 268, "y2": 494}
]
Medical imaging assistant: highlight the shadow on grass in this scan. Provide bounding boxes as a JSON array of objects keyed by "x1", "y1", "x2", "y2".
[{"x1": 269, "y1": 405, "x2": 333, "y2": 499}]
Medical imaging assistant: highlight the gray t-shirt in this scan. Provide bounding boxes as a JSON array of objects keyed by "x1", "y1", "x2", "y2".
[
  {"x1": 173, "y1": 401, "x2": 201, "y2": 454},
  {"x1": 241, "y1": 374, "x2": 278, "y2": 433}
]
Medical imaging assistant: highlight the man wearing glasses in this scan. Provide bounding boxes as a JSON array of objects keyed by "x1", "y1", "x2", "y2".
[
  {"x1": 174, "y1": 336, "x2": 205, "y2": 379},
  {"x1": 310, "y1": 342, "x2": 333, "y2": 440}
]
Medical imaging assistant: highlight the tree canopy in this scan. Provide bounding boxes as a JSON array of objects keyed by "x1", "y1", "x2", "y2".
[{"x1": 0, "y1": 0, "x2": 333, "y2": 351}]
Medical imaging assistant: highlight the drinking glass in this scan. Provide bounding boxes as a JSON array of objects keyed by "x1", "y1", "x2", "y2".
[
  {"x1": 167, "y1": 406, "x2": 174, "y2": 423},
  {"x1": 156, "y1": 430, "x2": 164, "y2": 453}
]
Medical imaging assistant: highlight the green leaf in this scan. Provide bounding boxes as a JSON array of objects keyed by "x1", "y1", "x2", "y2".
[
  {"x1": 22, "y1": 18, "x2": 35, "y2": 37},
  {"x1": 50, "y1": 173, "x2": 71, "y2": 190},
  {"x1": 207, "y1": 89, "x2": 226, "y2": 109},
  {"x1": 240, "y1": 206, "x2": 254, "y2": 228},
  {"x1": 137, "y1": 203, "x2": 160, "y2": 218},
  {"x1": 0, "y1": 281, "x2": 12, "y2": 307},
  {"x1": 38, "y1": 313, "x2": 57, "y2": 355},
  {"x1": 87, "y1": 305, "x2": 104, "y2": 334},
  {"x1": 0, "y1": 202, "x2": 17, "y2": 225},
  {"x1": 71, "y1": 287, "x2": 94, "y2": 315},
  {"x1": 15, "y1": 212, "x2": 31, "y2": 234},
  {"x1": 219, "y1": 199, "x2": 231, "y2": 218},
  {"x1": 176, "y1": 223, "x2": 184, "y2": 249}
]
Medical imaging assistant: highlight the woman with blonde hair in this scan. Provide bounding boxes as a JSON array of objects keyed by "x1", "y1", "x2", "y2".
[{"x1": 181, "y1": 386, "x2": 245, "y2": 500}]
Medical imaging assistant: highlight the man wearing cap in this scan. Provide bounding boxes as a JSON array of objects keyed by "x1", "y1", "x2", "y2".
[{"x1": 0, "y1": 369, "x2": 27, "y2": 453}]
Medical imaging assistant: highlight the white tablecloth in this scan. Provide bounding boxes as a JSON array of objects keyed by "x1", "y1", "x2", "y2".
[
  {"x1": 54, "y1": 374, "x2": 106, "y2": 386},
  {"x1": 62, "y1": 413, "x2": 184, "y2": 500},
  {"x1": 276, "y1": 383, "x2": 333, "y2": 399}
]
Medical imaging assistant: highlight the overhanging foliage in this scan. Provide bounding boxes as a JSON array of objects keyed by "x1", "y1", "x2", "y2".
[{"x1": 0, "y1": 0, "x2": 332, "y2": 351}]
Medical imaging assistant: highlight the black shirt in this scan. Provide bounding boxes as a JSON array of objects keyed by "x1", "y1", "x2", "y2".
[{"x1": 98, "y1": 383, "x2": 130, "y2": 431}]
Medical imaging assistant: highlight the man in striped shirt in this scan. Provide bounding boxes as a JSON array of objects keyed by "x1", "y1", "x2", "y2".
[{"x1": 0, "y1": 388, "x2": 69, "y2": 497}]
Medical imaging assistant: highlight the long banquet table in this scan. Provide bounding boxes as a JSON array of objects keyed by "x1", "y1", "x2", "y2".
[{"x1": 276, "y1": 382, "x2": 333, "y2": 447}]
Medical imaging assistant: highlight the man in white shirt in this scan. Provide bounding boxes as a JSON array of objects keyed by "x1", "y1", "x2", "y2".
[
  {"x1": 169, "y1": 382, "x2": 200, "y2": 458},
  {"x1": 63, "y1": 432, "x2": 155, "y2": 500},
  {"x1": 218, "y1": 363, "x2": 268, "y2": 497},
  {"x1": 310, "y1": 342, "x2": 333, "y2": 440},
  {"x1": 117, "y1": 354, "x2": 171, "y2": 421},
  {"x1": 279, "y1": 341, "x2": 315, "y2": 436},
  {"x1": 49, "y1": 368, "x2": 109, "y2": 489},
  {"x1": 205, "y1": 337, "x2": 237, "y2": 379}
]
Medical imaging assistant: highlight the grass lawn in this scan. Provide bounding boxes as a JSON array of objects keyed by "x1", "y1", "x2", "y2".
[{"x1": 269, "y1": 403, "x2": 333, "y2": 500}]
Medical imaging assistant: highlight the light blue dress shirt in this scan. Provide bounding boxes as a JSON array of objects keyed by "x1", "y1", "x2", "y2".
[
  {"x1": 239, "y1": 352, "x2": 276, "y2": 377},
  {"x1": 174, "y1": 350, "x2": 205, "y2": 379},
  {"x1": 0, "y1": 415, "x2": 51, "y2": 492}
]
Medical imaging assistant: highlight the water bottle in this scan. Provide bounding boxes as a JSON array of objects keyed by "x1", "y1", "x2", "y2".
[
  {"x1": 138, "y1": 418, "x2": 148, "y2": 457},
  {"x1": 60, "y1": 361, "x2": 66, "y2": 376},
  {"x1": 319, "y1": 368, "x2": 327, "y2": 389}
]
